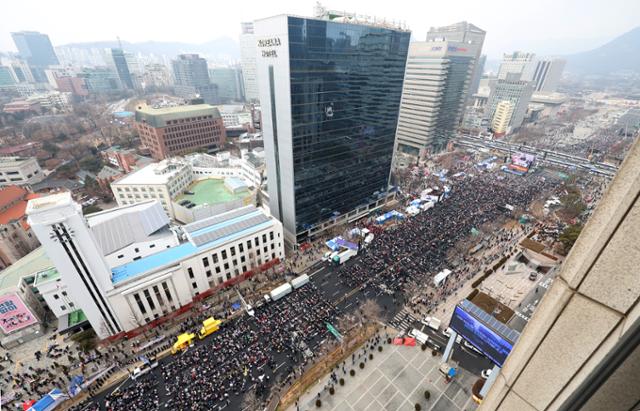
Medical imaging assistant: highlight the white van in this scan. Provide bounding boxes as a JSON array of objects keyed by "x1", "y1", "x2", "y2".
[{"x1": 409, "y1": 328, "x2": 429, "y2": 345}]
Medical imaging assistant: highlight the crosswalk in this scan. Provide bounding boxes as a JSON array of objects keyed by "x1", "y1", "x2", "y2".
[{"x1": 387, "y1": 308, "x2": 419, "y2": 332}]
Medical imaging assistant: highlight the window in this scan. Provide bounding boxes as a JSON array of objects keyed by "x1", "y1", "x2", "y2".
[
  {"x1": 221, "y1": 250, "x2": 228, "y2": 259},
  {"x1": 232, "y1": 259, "x2": 237, "y2": 266},
  {"x1": 262, "y1": 234, "x2": 267, "y2": 243},
  {"x1": 247, "y1": 240, "x2": 252, "y2": 250},
  {"x1": 242, "y1": 265, "x2": 247, "y2": 272},
  {"x1": 254, "y1": 237, "x2": 259, "y2": 246},
  {"x1": 192, "y1": 282, "x2": 197, "y2": 289},
  {"x1": 62, "y1": 291, "x2": 67, "y2": 296},
  {"x1": 117, "y1": 254, "x2": 124, "y2": 259},
  {"x1": 241, "y1": 256, "x2": 246, "y2": 263},
  {"x1": 69, "y1": 302, "x2": 74, "y2": 308},
  {"x1": 213, "y1": 254, "x2": 219, "y2": 263},
  {"x1": 60, "y1": 305, "x2": 66, "y2": 311},
  {"x1": 230, "y1": 246, "x2": 236, "y2": 256},
  {"x1": 202, "y1": 257, "x2": 209, "y2": 267},
  {"x1": 162, "y1": 282, "x2": 173, "y2": 302},
  {"x1": 215, "y1": 267, "x2": 221, "y2": 274},
  {"x1": 188, "y1": 267, "x2": 194, "y2": 279},
  {"x1": 272, "y1": 253, "x2": 276, "y2": 259},
  {"x1": 239, "y1": 243, "x2": 244, "y2": 252},
  {"x1": 143, "y1": 289, "x2": 156, "y2": 310},
  {"x1": 134, "y1": 293, "x2": 147, "y2": 314},
  {"x1": 133, "y1": 256, "x2": 141, "y2": 261},
  {"x1": 149, "y1": 244, "x2": 156, "y2": 249},
  {"x1": 256, "y1": 249, "x2": 261, "y2": 256},
  {"x1": 263, "y1": 246, "x2": 268, "y2": 253},
  {"x1": 53, "y1": 294, "x2": 59, "y2": 300},
  {"x1": 271, "y1": 243, "x2": 275, "y2": 250},
  {"x1": 206, "y1": 270, "x2": 212, "y2": 278},
  {"x1": 270, "y1": 231, "x2": 274, "y2": 241},
  {"x1": 153, "y1": 285, "x2": 165, "y2": 306},
  {"x1": 225, "y1": 272, "x2": 231, "y2": 280},
  {"x1": 224, "y1": 263, "x2": 229, "y2": 270}
]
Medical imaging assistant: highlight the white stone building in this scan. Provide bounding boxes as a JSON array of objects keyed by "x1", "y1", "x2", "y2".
[{"x1": 0, "y1": 157, "x2": 44, "y2": 187}]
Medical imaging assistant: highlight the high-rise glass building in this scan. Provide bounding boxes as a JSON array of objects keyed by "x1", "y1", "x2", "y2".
[
  {"x1": 239, "y1": 22, "x2": 259, "y2": 102},
  {"x1": 427, "y1": 22, "x2": 485, "y2": 100},
  {"x1": 11, "y1": 31, "x2": 59, "y2": 83},
  {"x1": 486, "y1": 73, "x2": 534, "y2": 131},
  {"x1": 111, "y1": 48, "x2": 134, "y2": 89},
  {"x1": 171, "y1": 54, "x2": 219, "y2": 104},
  {"x1": 255, "y1": 15, "x2": 410, "y2": 244},
  {"x1": 209, "y1": 66, "x2": 245, "y2": 102},
  {"x1": 395, "y1": 41, "x2": 477, "y2": 155}
]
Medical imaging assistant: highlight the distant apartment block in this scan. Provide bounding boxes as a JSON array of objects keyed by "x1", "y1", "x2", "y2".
[
  {"x1": 0, "y1": 157, "x2": 44, "y2": 186},
  {"x1": 134, "y1": 103, "x2": 226, "y2": 160}
]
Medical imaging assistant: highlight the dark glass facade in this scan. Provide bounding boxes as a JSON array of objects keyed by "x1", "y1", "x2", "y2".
[{"x1": 287, "y1": 17, "x2": 410, "y2": 236}]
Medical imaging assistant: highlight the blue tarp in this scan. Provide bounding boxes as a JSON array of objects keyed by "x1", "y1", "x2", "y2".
[
  {"x1": 326, "y1": 236, "x2": 358, "y2": 251},
  {"x1": 375, "y1": 210, "x2": 405, "y2": 224},
  {"x1": 28, "y1": 388, "x2": 67, "y2": 411},
  {"x1": 231, "y1": 302, "x2": 241, "y2": 310}
]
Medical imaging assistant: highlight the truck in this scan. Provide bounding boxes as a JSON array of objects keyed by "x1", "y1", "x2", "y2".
[
  {"x1": 333, "y1": 248, "x2": 357, "y2": 265},
  {"x1": 198, "y1": 317, "x2": 222, "y2": 340},
  {"x1": 421, "y1": 316, "x2": 442, "y2": 331},
  {"x1": 171, "y1": 333, "x2": 195, "y2": 354},
  {"x1": 268, "y1": 282, "x2": 293, "y2": 302},
  {"x1": 433, "y1": 269, "x2": 452, "y2": 287},
  {"x1": 290, "y1": 274, "x2": 310, "y2": 289}
]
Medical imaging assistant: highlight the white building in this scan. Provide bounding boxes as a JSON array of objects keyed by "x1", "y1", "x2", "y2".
[
  {"x1": 27, "y1": 193, "x2": 284, "y2": 339},
  {"x1": 26, "y1": 91, "x2": 72, "y2": 112},
  {"x1": 531, "y1": 58, "x2": 566, "y2": 93},
  {"x1": 218, "y1": 105, "x2": 253, "y2": 128},
  {"x1": 491, "y1": 100, "x2": 515, "y2": 135},
  {"x1": 497, "y1": 51, "x2": 536, "y2": 81},
  {"x1": 0, "y1": 157, "x2": 45, "y2": 187},
  {"x1": 239, "y1": 22, "x2": 259, "y2": 102}
]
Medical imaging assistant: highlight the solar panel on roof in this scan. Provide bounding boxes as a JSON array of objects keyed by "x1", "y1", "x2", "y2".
[
  {"x1": 459, "y1": 299, "x2": 521, "y2": 344},
  {"x1": 184, "y1": 206, "x2": 256, "y2": 233},
  {"x1": 191, "y1": 214, "x2": 270, "y2": 247}
]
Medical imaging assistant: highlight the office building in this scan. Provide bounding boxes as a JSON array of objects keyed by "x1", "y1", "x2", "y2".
[
  {"x1": 255, "y1": 14, "x2": 410, "y2": 245},
  {"x1": 531, "y1": 58, "x2": 566, "y2": 92},
  {"x1": 171, "y1": 54, "x2": 218, "y2": 104},
  {"x1": 480, "y1": 136, "x2": 640, "y2": 411},
  {"x1": 111, "y1": 48, "x2": 134, "y2": 89},
  {"x1": 78, "y1": 67, "x2": 122, "y2": 94},
  {"x1": 54, "y1": 76, "x2": 88, "y2": 96},
  {"x1": 11, "y1": 31, "x2": 59, "y2": 82},
  {"x1": 491, "y1": 100, "x2": 514, "y2": 136},
  {"x1": 142, "y1": 64, "x2": 172, "y2": 89},
  {"x1": 0, "y1": 157, "x2": 44, "y2": 186},
  {"x1": 209, "y1": 67, "x2": 245, "y2": 102},
  {"x1": 27, "y1": 193, "x2": 283, "y2": 339},
  {"x1": 497, "y1": 51, "x2": 536, "y2": 81},
  {"x1": 134, "y1": 103, "x2": 226, "y2": 160},
  {"x1": 427, "y1": 22, "x2": 486, "y2": 100},
  {"x1": 486, "y1": 73, "x2": 534, "y2": 130},
  {"x1": 0, "y1": 186, "x2": 40, "y2": 269},
  {"x1": 395, "y1": 41, "x2": 477, "y2": 155},
  {"x1": 239, "y1": 22, "x2": 259, "y2": 102},
  {"x1": 0, "y1": 66, "x2": 17, "y2": 86}
]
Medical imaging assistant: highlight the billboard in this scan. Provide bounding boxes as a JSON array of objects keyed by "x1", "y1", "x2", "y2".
[
  {"x1": 511, "y1": 153, "x2": 535, "y2": 169},
  {"x1": 0, "y1": 293, "x2": 38, "y2": 334},
  {"x1": 449, "y1": 305, "x2": 514, "y2": 367}
]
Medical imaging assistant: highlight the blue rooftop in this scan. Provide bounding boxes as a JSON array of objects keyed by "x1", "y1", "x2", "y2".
[{"x1": 111, "y1": 219, "x2": 274, "y2": 285}]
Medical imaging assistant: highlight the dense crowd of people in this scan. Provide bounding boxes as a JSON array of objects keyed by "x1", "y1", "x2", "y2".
[{"x1": 76, "y1": 283, "x2": 338, "y2": 410}]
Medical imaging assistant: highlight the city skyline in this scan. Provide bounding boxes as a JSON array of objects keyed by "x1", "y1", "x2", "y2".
[{"x1": 1, "y1": 0, "x2": 639, "y2": 59}]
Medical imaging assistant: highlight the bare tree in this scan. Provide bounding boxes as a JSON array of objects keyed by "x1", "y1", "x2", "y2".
[
  {"x1": 360, "y1": 299, "x2": 383, "y2": 324},
  {"x1": 241, "y1": 388, "x2": 260, "y2": 411}
]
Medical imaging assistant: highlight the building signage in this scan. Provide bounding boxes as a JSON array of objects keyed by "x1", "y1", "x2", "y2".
[
  {"x1": 258, "y1": 37, "x2": 281, "y2": 58},
  {"x1": 0, "y1": 293, "x2": 38, "y2": 334}
]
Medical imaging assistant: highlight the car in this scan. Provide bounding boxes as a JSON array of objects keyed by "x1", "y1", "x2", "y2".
[
  {"x1": 481, "y1": 369, "x2": 492, "y2": 379},
  {"x1": 529, "y1": 272, "x2": 538, "y2": 281},
  {"x1": 442, "y1": 327, "x2": 452, "y2": 338}
]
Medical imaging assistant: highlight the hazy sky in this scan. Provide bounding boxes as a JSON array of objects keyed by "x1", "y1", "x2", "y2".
[{"x1": 2, "y1": 0, "x2": 639, "y2": 58}]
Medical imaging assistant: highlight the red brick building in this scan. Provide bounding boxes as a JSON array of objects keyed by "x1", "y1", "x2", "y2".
[
  {"x1": 134, "y1": 104, "x2": 226, "y2": 160},
  {"x1": 55, "y1": 76, "x2": 89, "y2": 97}
]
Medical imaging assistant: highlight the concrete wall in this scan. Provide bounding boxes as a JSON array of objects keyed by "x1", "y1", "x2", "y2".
[{"x1": 480, "y1": 137, "x2": 640, "y2": 409}]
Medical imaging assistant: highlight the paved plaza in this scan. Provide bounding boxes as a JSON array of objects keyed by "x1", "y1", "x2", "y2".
[{"x1": 291, "y1": 344, "x2": 478, "y2": 411}]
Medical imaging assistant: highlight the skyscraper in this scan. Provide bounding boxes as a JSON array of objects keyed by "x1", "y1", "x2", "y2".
[
  {"x1": 209, "y1": 66, "x2": 245, "y2": 102},
  {"x1": 255, "y1": 14, "x2": 410, "y2": 244},
  {"x1": 491, "y1": 100, "x2": 514, "y2": 136},
  {"x1": 11, "y1": 31, "x2": 59, "y2": 83},
  {"x1": 111, "y1": 48, "x2": 134, "y2": 89},
  {"x1": 486, "y1": 73, "x2": 534, "y2": 131},
  {"x1": 531, "y1": 58, "x2": 566, "y2": 92},
  {"x1": 427, "y1": 22, "x2": 486, "y2": 101},
  {"x1": 497, "y1": 51, "x2": 536, "y2": 81},
  {"x1": 171, "y1": 54, "x2": 219, "y2": 104},
  {"x1": 239, "y1": 22, "x2": 259, "y2": 102},
  {"x1": 395, "y1": 41, "x2": 478, "y2": 155}
]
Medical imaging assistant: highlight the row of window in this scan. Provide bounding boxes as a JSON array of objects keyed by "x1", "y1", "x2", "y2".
[{"x1": 132, "y1": 281, "x2": 174, "y2": 317}]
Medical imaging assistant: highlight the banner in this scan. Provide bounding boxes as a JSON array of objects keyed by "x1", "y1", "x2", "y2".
[{"x1": 0, "y1": 293, "x2": 38, "y2": 334}]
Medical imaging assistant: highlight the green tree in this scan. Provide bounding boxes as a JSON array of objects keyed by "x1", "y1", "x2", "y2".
[{"x1": 559, "y1": 224, "x2": 583, "y2": 254}]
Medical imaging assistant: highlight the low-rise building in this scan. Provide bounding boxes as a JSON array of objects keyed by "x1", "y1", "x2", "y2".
[
  {"x1": 27, "y1": 193, "x2": 284, "y2": 339},
  {"x1": 101, "y1": 146, "x2": 152, "y2": 173},
  {"x1": 0, "y1": 186, "x2": 41, "y2": 269},
  {"x1": 135, "y1": 103, "x2": 227, "y2": 160},
  {"x1": 0, "y1": 157, "x2": 44, "y2": 187},
  {"x1": 2, "y1": 100, "x2": 41, "y2": 114}
]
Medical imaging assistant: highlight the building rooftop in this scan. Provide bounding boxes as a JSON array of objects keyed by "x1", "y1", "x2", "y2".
[
  {"x1": 0, "y1": 186, "x2": 39, "y2": 228},
  {"x1": 33, "y1": 267, "x2": 60, "y2": 287},
  {"x1": 134, "y1": 103, "x2": 221, "y2": 128},
  {"x1": 176, "y1": 178, "x2": 250, "y2": 207},
  {"x1": 0, "y1": 156, "x2": 35, "y2": 167},
  {"x1": 96, "y1": 165, "x2": 122, "y2": 180},
  {"x1": 0, "y1": 248, "x2": 52, "y2": 291},
  {"x1": 110, "y1": 205, "x2": 273, "y2": 285},
  {"x1": 112, "y1": 159, "x2": 189, "y2": 186}
]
